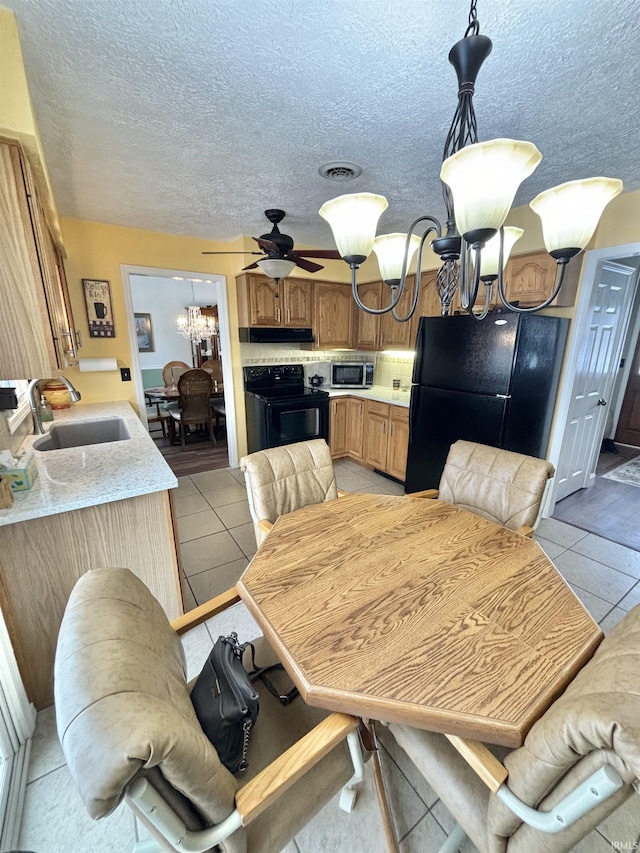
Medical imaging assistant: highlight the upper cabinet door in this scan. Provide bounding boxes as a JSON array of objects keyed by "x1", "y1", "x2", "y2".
[
  {"x1": 249, "y1": 276, "x2": 281, "y2": 326},
  {"x1": 283, "y1": 278, "x2": 313, "y2": 327},
  {"x1": 505, "y1": 251, "x2": 558, "y2": 307},
  {"x1": 379, "y1": 275, "x2": 414, "y2": 351},
  {"x1": 313, "y1": 281, "x2": 353, "y2": 349},
  {"x1": 0, "y1": 139, "x2": 71, "y2": 379},
  {"x1": 353, "y1": 281, "x2": 382, "y2": 350}
]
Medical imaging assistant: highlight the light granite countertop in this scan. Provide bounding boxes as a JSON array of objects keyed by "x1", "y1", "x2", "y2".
[
  {"x1": 0, "y1": 401, "x2": 177, "y2": 526},
  {"x1": 325, "y1": 385, "x2": 411, "y2": 408}
]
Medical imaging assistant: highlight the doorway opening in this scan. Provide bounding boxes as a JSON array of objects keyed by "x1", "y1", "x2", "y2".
[
  {"x1": 549, "y1": 244, "x2": 640, "y2": 549},
  {"x1": 120, "y1": 265, "x2": 239, "y2": 476}
]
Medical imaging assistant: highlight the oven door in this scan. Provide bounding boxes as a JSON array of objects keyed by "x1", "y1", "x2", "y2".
[{"x1": 266, "y1": 396, "x2": 329, "y2": 448}]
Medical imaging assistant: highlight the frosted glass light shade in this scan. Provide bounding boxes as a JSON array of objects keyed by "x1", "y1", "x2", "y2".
[
  {"x1": 319, "y1": 193, "x2": 388, "y2": 260},
  {"x1": 441, "y1": 139, "x2": 542, "y2": 239},
  {"x1": 257, "y1": 258, "x2": 296, "y2": 280},
  {"x1": 530, "y1": 177, "x2": 623, "y2": 253},
  {"x1": 479, "y1": 227, "x2": 524, "y2": 278},
  {"x1": 373, "y1": 233, "x2": 421, "y2": 282}
]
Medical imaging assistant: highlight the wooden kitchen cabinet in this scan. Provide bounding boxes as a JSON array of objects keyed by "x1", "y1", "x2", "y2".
[
  {"x1": 363, "y1": 400, "x2": 409, "y2": 480},
  {"x1": 387, "y1": 405, "x2": 410, "y2": 480},
  {"x1": 364, "y1": 400, "x2": 390, "y2": 471},
  {"x1": 353, "y1": 277, "x2": 415, "y2": 351},
  {"x1": 346, "y1": 397, "x2": 365, "y2": 461},
  {"x1": 504, "y1": 249, "x2": 578, "y2": 308},
  {"x1": 0, "y1": 137, "x2": 78, "y2": 379},
  {"x1": 329, "y1": 397, "x2": 348, "y2": 458},
  {"x1": 0, "y1": 490, "x2": 181, "y2": 708},
  {"x1": 313, "y1": 281, "x2": 353, "y2": 349},
  {"x1": 236, "y1": 273, "x2": 314, "y2": 328}
]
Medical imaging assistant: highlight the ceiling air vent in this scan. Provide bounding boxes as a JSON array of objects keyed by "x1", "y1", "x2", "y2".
[{"x1": 318, "y1": 162, "x2": 363, "y2": 181}]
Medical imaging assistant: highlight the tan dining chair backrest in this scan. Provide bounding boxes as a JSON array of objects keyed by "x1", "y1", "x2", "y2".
[
  {"x1": 55, "y1": 567, "x2": 358, "y2": 853},
  {"x1": 176, "y1": 368, "x2": 213, "y2": 425},
  {"x1": 438, "y1": 440, "x2": 554, "y2": 532},
  {"x1": 387, "y1": 603, "x2": 640, "y2": 852},
  {"x1": 162, "y1": 360, "x2": 191, "y2": 386},
  {"x1": 241, "y1": 439, "x2": 339, "y2": 547}
]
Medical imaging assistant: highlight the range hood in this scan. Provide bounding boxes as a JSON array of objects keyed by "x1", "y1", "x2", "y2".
[{"x1": 239, "y1": 327, "x2": 314, "y2": 344}]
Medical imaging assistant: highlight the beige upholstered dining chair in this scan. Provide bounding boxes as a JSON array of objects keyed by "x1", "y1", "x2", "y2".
[
  {"x1": 55, "y1": 567, "x2": 364, "y2": 853},
  {"x1": 385, "y1": 603, "x2": 640, "y2": 853},
  {"x1": 168, "y1": 369, "x2": 216, "y2": 451},
  {"x1": 241, "y1": 439, "x2": 343, "y2": 548},
  {"x1": 416, "y1": 440, "x2": 555, "y2": 537}
]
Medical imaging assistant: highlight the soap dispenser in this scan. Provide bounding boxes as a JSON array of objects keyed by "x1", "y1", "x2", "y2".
[{"x1": 39, "y1": 395, "x2": 54, "y2": 423}]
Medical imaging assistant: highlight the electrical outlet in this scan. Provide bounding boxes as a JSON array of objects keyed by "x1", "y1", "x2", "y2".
[{"x1": 120, "y1": 367, "x2": 131, "y2": 382}]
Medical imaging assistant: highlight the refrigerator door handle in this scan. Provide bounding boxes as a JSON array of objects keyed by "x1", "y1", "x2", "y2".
[{"x1": 496, "y1": 394, "x2": 512, "y2": 399}]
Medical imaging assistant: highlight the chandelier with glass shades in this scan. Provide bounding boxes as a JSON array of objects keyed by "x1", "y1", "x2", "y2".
[
  {"x1": 318, "y1": 1, "x2": 623, "y2": 322},
  {"x1": 175, "y1": 278, "x2": 216, "y2": 343}
]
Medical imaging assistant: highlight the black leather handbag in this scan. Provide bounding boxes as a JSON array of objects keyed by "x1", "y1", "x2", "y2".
[{"x1": 190, "y1": 632, "x2": 298, "y2": 774}]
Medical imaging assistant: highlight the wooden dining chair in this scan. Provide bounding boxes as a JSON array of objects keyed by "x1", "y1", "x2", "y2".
[
  {"x1": 241, "y1": 439, "x2": 345, "y2": 548},
  {"x1": 168, "y1": 368, "x2": 216, "y2": 451},
  {"x1": 55, "y1": 567, "x2": 365, "y2": 853},
  {"x1": 414, "y1": 440, "x2": 554, "y2": 536},
  {"x1": 385, "y1": 603, "x2": 640, "y2": 853},
  {"x1": 201, "y1": 357, "x2": 223, "y2": 386},
  {"x1": 162, "y1": 360, "x2": 191, "y2": 387}
]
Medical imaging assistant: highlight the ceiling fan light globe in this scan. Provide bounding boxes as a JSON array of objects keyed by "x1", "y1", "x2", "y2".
[
  {"x1": 441, "y1": 139, "x2": 542, "y2": 238},
  {"x1": 319, "y1": 193, "x2": 388, "y2": 260},
  {"x1": 478, "y1": 226, "x2": 524, "y2": 278},
  {"x1": 373, "y1": 233, "x2": 421, "y2": 282},
  {"x1": 530, "y1": 177, "x2": 623, "y2": 254},
  {"x1": 257, "y1": 258, "x2": 296, "y2": 280}
]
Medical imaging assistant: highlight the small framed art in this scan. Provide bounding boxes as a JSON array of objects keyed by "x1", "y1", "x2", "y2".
[
  {"x1": 82, "y1": 279, "x2": 115, "y2": 338},
  {"x1": 134, "y1": 313, "x2": 154, "y2": 352}
]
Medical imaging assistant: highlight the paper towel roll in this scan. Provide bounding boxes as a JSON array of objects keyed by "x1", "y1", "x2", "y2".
[{"x1": 77, "y1": 358, "x2": 118, "y2": 372}]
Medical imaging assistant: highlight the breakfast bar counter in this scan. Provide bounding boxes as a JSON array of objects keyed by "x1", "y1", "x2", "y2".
[
  {"x1": 0, "y1": 400, "x2": 177, "y2": 525},
  {"x1": 0, "y1": 400, "x2": 182, "y2": 709}
]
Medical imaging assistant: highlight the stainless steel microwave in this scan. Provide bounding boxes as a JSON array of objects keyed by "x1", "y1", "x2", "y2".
[{"x1": 331, "y1": 362, "x2": 374, "y2": 388}]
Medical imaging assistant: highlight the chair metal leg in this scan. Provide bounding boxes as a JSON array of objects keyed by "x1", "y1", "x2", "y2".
[
  {"x1": 339, "y1": 729, "x2": 364, "y2": 813},
  {"x1": 438, "y1": 822, "x2": 467, "y2": 853}
]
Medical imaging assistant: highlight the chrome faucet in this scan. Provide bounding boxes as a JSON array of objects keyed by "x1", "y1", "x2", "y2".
[{"x1": 28, "y1": 376, "x2": 82, "y2": 435}]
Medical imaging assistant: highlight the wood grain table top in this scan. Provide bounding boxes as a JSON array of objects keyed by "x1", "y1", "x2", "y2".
[{"x1": 238, "y1": 493, "x2": 603, "y2": 747}]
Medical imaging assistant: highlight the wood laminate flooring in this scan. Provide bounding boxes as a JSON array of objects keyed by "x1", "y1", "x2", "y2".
[
  {"x1": 149, "y1": 420, "x2": 229, "y2": 477},
  {"x1": 553, "y1": 443, "x2": 640, "y2": 551}
]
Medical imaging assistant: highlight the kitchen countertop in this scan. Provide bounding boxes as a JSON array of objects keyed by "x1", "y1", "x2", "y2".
[
  {"x1": 0, "y1": 401, "x2": 177, "y2": 526},
  {"x1": 325, "y1": 385, "x2": 411, "y2": 408}
]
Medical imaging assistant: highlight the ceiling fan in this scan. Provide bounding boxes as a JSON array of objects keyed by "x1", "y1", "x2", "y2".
[{"x1": 202, "y1": 209, "x2": 341, "y2": 277}]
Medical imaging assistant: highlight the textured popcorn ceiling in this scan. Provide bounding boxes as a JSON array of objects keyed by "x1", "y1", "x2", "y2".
[{"x1": 3, "y1": 0, "x2": 640, "y2": 247}]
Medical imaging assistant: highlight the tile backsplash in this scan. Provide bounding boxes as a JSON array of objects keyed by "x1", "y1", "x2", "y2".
[{"x1": 239, "y1": 344, "x2": 414, "y2": 388}]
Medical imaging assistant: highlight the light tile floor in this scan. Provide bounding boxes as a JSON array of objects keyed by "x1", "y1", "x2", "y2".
[{"x1": 17, "y1": 461, "x2": 640, "y2": 852}]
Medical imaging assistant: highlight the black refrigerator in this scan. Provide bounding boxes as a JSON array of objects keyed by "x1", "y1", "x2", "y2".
[{"x1": 404, "y1": 313, "x2": 569, "y2": 493}]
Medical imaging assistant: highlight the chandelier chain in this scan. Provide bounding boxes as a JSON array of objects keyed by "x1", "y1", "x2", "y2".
[{"x1": 465, "y1": 0, "x2": 480, "y2": 37}]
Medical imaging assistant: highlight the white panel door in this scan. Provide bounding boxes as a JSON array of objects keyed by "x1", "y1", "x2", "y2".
[{"x1": 555, "y1": 261, "x2": 637, "y2": 501}]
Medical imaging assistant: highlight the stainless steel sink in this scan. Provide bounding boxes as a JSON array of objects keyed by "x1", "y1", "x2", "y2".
[{"x1": 33, "y1": 418, "x2": 130, "y2": 451}]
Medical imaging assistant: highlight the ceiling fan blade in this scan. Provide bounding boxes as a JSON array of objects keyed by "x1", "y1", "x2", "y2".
[
  {"x1": 253, "y1": 236, "x2": 279, "y2": 253},
  {"x1": 293, "y1": 249, "x2": 342, "y2": 260},
  {"x1": 201, "y1": 251, "x2": 263, "y2": 255},
  {"x1": 242, "y1": 261, "x2": 262, "y2": 270},
  {"x1": 291, "y1": 256, "x2": 324, "y2": 273}
]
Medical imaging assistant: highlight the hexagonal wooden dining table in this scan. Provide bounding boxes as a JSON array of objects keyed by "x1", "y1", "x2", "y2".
[{"x1": 238, "y1": 492, "x2": 602, "y2": 749}]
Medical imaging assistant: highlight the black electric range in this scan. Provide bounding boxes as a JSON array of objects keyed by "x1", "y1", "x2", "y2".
[{"x1": 244, "y1": 365, "x2": 329, "y2": 452}]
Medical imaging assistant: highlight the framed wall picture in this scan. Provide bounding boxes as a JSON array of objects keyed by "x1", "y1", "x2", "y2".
[
  {"x1": 134, "y1": 313, "x2": 154, "y2": 352},
  {"x1": 82, "y1": 279, "x2": 115, "y2": 338}
]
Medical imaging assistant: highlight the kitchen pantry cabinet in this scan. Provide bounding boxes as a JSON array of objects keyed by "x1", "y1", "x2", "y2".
[
  {"x1": 0, "y1": 137, "x2": 78, "y2": 380},
  {"x1": 236, "y1": 273, "x2": 314, "y2": 328}
]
